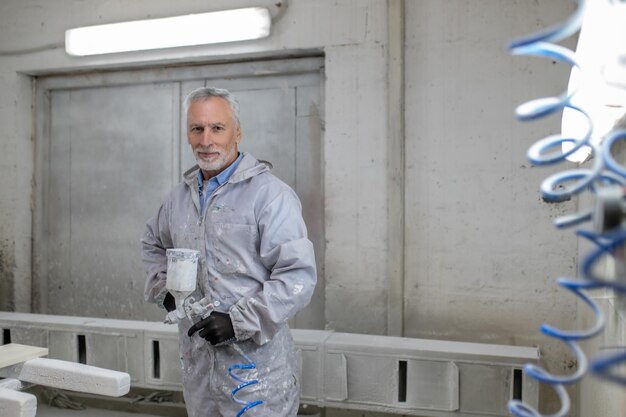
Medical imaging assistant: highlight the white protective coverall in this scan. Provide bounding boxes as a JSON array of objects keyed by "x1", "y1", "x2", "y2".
[{"x1": 142, "y1": 153, "x2": 317, "y2": 417}]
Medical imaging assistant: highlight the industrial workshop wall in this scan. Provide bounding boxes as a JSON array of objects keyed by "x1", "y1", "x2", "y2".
[
  {"x1": 32, "y1": 57, "x2": 325, "y2": 329},
  {"x1": 402, "y1": 0, "x2": 579, "y2": 380},
  {"x1": 402, "y1": 1, "x2": 582, "y2": 414}
]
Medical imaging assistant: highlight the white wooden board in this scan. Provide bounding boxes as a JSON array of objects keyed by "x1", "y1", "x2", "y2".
[
  {"x1": 0, "y1": 344, "x2": 48, "y2": 368},
  {"x1": 0, "y1": 387, "x2": 37, "y2": 417},
  {"x1": 0, "y1": 358, "x2": 131, "y2": 397}
]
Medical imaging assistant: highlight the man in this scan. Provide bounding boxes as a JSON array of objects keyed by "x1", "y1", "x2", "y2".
[{"x1": 141, "y1": 87, "x2": 317, "y2": 417}]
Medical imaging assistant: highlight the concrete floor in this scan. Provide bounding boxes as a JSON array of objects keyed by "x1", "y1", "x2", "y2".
[
  {"x1": 36, "y1": 402, "x2": 322, "y2": 416},
  {"x1": 36, "y1": 403, "x2": 161, "y2": 417}
]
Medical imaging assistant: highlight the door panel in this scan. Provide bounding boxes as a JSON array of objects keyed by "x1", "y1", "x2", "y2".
[
  {"x1": 47, "y1": 83, "x2": 177, "y2": 319},
  {"x1": 237, "y1": 87, "x2": 297, "y2": 186}
]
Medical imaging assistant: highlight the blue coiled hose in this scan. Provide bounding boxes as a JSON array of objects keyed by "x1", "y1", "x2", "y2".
[
  {"x1": 228, "y1": 344, "x2": 264, "y2": 416},
  {"x1": 580, "y1": 228, "x2": 626, "y2": 385},
  {"x1": 507, "y1": 1, "x2": 626, "y2": 416},
  {"x1": 508, "y1": 228, "x2": 626, "y2": 417}
]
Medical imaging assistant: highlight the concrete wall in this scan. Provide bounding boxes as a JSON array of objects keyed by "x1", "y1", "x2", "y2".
[
  {"x1": 402, "y1": 1, "x2": 584, "y2": 414},
  {"x1": 2, "y1": 0, "x2": 623, "y2": 416},
  {"x1": 403, "y1": 0, "x2": 578, "y2": 378}
]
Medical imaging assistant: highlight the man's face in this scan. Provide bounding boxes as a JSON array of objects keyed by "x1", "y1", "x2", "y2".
[{"x1": 187, "y1": 97, "x2": 241, "y2": 178}]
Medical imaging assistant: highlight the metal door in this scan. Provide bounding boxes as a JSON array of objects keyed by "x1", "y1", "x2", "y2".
[{"x1": 34, "y1": 57, "x2": 324, "y2": 329}]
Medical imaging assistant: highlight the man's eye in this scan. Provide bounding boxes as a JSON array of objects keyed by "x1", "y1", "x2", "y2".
[
  {"x1": 191, "y1": 127, "x2": 203, "y2": 133},
  {"x1": 212, "y1": 126, "x2": 224, "y2": 132}
]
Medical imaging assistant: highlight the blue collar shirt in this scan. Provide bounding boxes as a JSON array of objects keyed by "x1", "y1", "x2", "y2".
[{"x1": 196, "y1": 152, "x2": 243, "y2": 214}]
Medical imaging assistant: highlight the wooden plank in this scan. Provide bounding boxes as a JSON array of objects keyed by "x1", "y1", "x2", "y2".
[
  {"x1": 0, "y1": 358, "x2": 130, "y2": 397},
  {"x1": 0, "y1": 344, "x2": 48, "y2": 368},
  {"x1": 0, "y1": 378, "x2": 26, "y2": 390},
  {"x1": 0, "y1": 387, "x2": 37, "y2": 417}
]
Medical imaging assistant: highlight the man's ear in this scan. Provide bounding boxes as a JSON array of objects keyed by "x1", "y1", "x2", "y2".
[{"x1": 236, "y1": 126, "x2": 242, "y2": 144}]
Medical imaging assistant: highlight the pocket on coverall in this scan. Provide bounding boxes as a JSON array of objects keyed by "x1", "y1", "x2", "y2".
[{"x1": 209, "y1": 223, "x2": 258, "y2": 274}]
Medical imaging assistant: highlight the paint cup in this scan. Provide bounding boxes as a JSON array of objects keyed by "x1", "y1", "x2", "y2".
[
  {"x1": 166, "y1": 248, "x2": 200, "y2": 293},
  {"x1": 165, "y1": 249, "x2": 200, "y2": 321}
]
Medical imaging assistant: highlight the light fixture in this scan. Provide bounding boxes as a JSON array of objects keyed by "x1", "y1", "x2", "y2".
[
  {"x1": 65, "y1": 7, "x2": 271, "y2": 56},
  {"x1": 561, "y1": 0, "x2": 626, "y2": 163}
]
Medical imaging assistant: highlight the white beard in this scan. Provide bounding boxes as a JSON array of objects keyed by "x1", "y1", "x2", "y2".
[{"x1": 193, "y1": 146, "x2": 236, "y2": 174}]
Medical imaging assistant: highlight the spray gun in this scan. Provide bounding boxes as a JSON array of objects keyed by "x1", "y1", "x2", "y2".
[{"x1": 163, "y1": 248, "x2": 214, "y2": 324}]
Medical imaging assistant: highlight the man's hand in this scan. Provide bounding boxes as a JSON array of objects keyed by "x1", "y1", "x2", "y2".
[{"x1": 187, "y1": 311, "x2": 235, "y2": 345}]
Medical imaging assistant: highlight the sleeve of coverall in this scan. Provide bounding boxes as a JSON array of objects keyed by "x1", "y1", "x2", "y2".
[
  {"x1": 229, "y1": 188, "x2": 317, "y2": 345},
  {"x1": 141, "y1": 202, "x2": 173, "y2": 308}
]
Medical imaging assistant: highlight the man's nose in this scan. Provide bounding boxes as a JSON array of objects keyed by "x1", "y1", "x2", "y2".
[{"x1": 199, "y1": 129, "x2": 214, "y2": 147}]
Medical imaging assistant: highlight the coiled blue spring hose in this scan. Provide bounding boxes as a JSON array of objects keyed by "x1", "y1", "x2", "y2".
[
  {"x1": 579, "y1": 227, "x2": 626, "y2": 385},
  {"x1": 507, "y1": 1, "x2": 626, "y2": 416},
  {"x1": 229, "y1": 344, "x2": 264, "y2": 416}
]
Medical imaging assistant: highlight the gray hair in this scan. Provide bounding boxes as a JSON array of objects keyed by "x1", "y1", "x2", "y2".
[{"x1": 183, "y1": 87, "x2": 241, "y2": 126}]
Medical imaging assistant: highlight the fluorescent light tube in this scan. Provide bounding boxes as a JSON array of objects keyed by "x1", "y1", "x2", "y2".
[{"x1": 65, "y1": 7, "x2": 271, "y2": 56}]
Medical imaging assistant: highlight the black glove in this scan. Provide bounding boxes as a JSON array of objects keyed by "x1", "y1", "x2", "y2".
[
  {"x1": 187, "y1": 311, "x2": 235, "y2": 346},
  {"x1": 163, "y1": 292, "x2": 176, "y2": 312}
]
